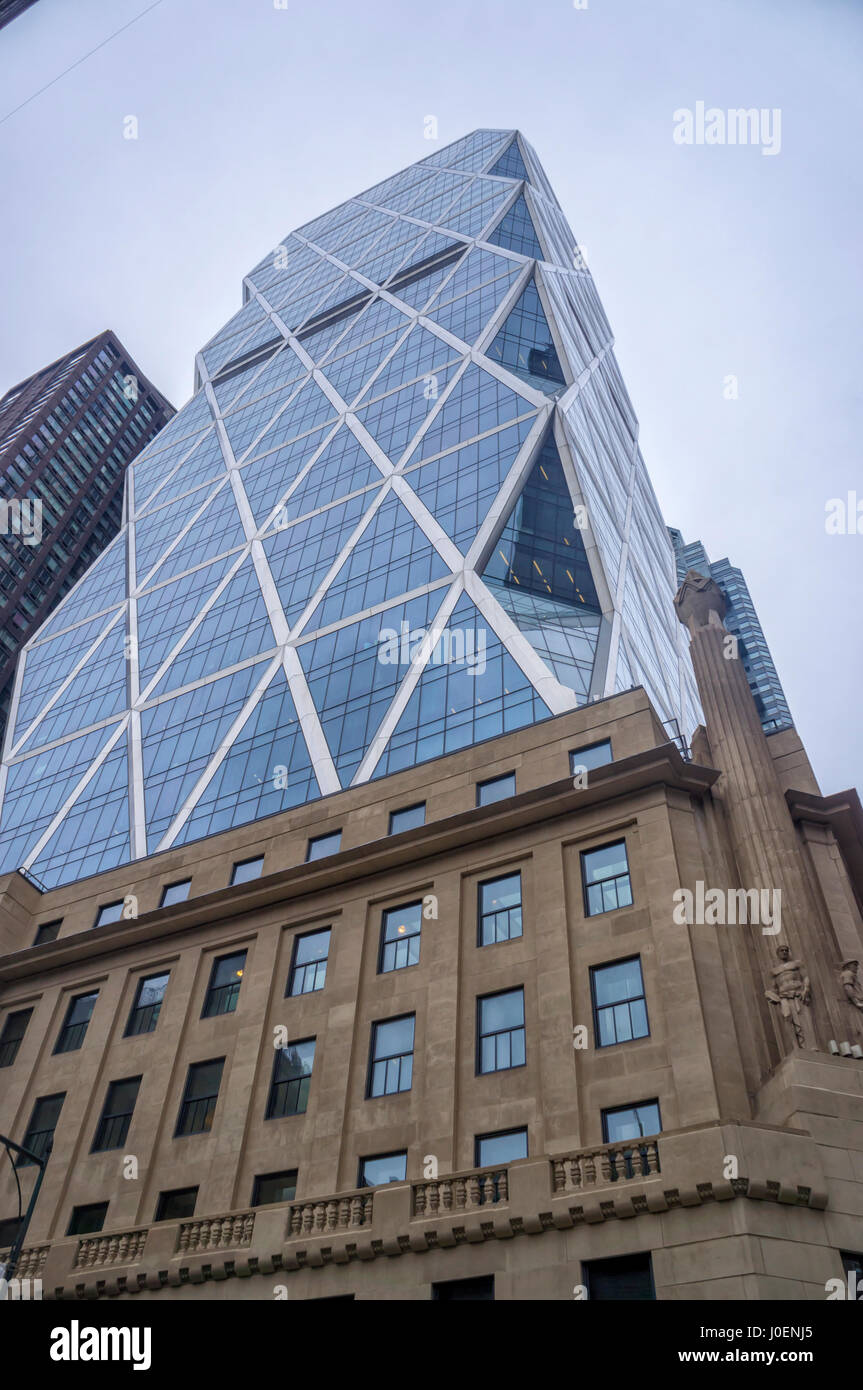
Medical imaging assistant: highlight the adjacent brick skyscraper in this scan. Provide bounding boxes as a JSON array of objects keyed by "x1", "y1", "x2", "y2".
[{"x1": 0, "y1": 331, "x2": 174, "y2": 752}]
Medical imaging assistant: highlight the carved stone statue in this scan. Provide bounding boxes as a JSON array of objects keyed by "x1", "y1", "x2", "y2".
[
  {"x1": 764, "y1": 944, "x2": 815, "y2": 1049},
  {"x1": 839, "y1": 959, "x2": 863, "y2": 1012},
  {"x1": 673, "y1": 569, "x2": 727, "y2": 634}
]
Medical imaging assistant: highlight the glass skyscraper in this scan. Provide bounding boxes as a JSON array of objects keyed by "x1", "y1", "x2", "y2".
[
  {"x1": 669, "y1": 527, "x2": 792, "y2": 731},
  {"x1": 0, "y1": 129, "x2": 699, "y2": 889}
]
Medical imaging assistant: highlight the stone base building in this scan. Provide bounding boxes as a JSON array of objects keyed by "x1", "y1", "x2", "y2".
[{"x1": 0, "y1": 574, "x2": 861, "y2": 1301}]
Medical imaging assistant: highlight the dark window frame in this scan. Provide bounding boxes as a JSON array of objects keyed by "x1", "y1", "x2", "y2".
[
  {"x1": 476, "y1": 987, "x2": 526, "y2": 1075},
  {"x1": 366, "y1": 1013, "x2": 415, "y2": 1099},
  {"x1": 125, "y1": 971, "x2": 170, "y2": 1037},
  {"x1": 67, "y1": 1202, "x2": 109, "y2": 1237},
  {"x1": 378, "y1": 900, "x2": 423, "y2": 974},
  {"x1": 569, "y1": 739, "x2": 613, "y2": 775},
  {"x1": 601, "y1": 1098, "x2": 662, "y2": 1145},
  {"x1": 589, "y1": 955, "x2": 650, "y2": 1048},
  {"x1": 582, "y1": 1251, "x2": 655, "y2": 1301},
  {"x1": 94, "y1": 901, "x2": 124, "y2": 928},
  {"x1": 17, "y1": 1092, "x2": 64, "y2": 1167},
  {"x1": 474, "y1": 1126, "x2": 528, "y2": 1170},
  {"x1": 477, "y1": 872, "x2": 523, "y2": 947},
  {"x1": 476, "y1": 772, "x2": 516, "y2": 808},
  {"x1": 357, "y1": 1150, "x2": 408, "y2": 1189},
  {"x1": 33, "y1": 919, "x2": 62, "y2": 946},
  {"x1": 305, "y1": 830, "x2": 342, "y2": 862},
  {"x1": 53, "y1": 990, "x2": 98, "y2": 1054},
  {"x1": 0, "y1": 1008, "x2": 33, "y2": 1068},
  {"x1": 201, "y1": 950, "x2": 247, "y2": 1019},
  {"x1": 251, "y1": 1170, "x2": 298, "y2": 1207},
  {"x1": 266, "y1": 1037, "x2": 316, "y2": 1120},
  {"x1": 286, "y1": 928, "x2": 331, "y2": 996},
  {"x1": 230, "y1": 855, "x2": 264, "y2": 885},
  {"x1": 155, "y1": 1187, "x2": 198, "y2": 1222},
  {"x1": 388, "y1": 802, "x2": 426, "y2": 835},
  {"x1": 174, "y1": 1058, "x2": 225, "y2": 1138},
  {"x1": 159, "y1": 879, "x2": 191, "y2": 908},
  {"x1": 92, "y1": 1076, "x2": 141, "y2": 1152},
  {"x1": 580, "y1": 839, "x2": 633, "y2": 918}
]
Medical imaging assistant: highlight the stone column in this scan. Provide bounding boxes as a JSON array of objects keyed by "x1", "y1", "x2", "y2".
[{"x1": 674, "y1": 570, "x2": 827, "y2": 1053}]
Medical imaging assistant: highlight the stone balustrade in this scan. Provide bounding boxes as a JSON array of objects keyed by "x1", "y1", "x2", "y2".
[
  {"x1": 75, "y1": 1229, "x2": 148, "y2": 1270},
  {"x1": 2, "y1": 1244, "x2": 48, "y2": 1279},
  {"x1": 286, "y1": 1191, "x2": 373, "y2": 1237},
  {"x1": 551, "y1": 1138, "x2": 661, "y2": 1194},
  {"x1": 176, "y1": 1211, "x2": 255, "y2": 1254},
  {"x1": 413, "y1": 1166, "x2": 508, "y2": 1217}
]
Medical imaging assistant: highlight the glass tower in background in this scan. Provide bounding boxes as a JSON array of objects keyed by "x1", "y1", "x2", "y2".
[
  {"x1": 0, "y1": 331, "x2": 174, "y2": 751},
  {"x1": 0, "y1": 130, "x2": 700, "y2": 889},
  {"x1": 669, "y1": 527, "x2": 792, "y2": 731}
]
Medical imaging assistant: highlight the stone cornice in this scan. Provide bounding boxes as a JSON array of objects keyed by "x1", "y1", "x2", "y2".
[{"x1": 0, "y1": 743, "x2": 718, "y2": 982}]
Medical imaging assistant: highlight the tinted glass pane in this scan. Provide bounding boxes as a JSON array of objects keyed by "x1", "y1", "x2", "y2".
[
  {"x1": 359, "y1": 1152, "x2": 407, "y2": 1187},
  {"x1": 480, "y1": 990, "x2": 523, "y2": 1031},
  {"x1": 306, "y1": 831, "x2": 341, "y2": 861},
  {"x1": 593, "y1": 959, "x2": 643, "y2": 1007},
  {"x1": 476, "y1": 1129, "x2": 527, "y2": 1166},
  {"x1": 231, "y1": 857, "x2": 263, "y2": 884},
  {"x1": 583, "y1": 842, "x2": 628, "y2": 884},
  {"x1": 570, "y1": 741, "x2": 612, "y2": 773},
  {"x1": 389, "y1": 803, "x2": 425, "y2": 834},
  {"x1": 477, "y1": 773, "x2": 515, "y2": 806},
  {"x1": 160, "y1": 880, "x2": 191, "y2": 906}
]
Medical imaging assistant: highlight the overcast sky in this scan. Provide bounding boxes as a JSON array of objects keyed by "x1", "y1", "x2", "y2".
[{"x1": 1, "y1": 0, "x2": 860, "y2": 791}]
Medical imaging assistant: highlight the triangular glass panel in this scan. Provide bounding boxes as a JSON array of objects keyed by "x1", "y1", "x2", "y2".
[
  {"x1": 13, "y1": 612, "x2": 120, "y2": 742},
  {"x1": 36, "y1": 534, "x2": 126, "y2": 639},
  {"x1": 134, "y1": 480, "x2": 224, "y2": 581},
  {"x1": 30, "y1": 731, "x2": 130, "y2": 888},
  {"x1": 303, "y1": 491, "x2": 451, "y2": 631},
  {"x1": 143, "y1": 482, "x2": 246, "y2": 586},
  {"x1": 138, "y1": 430, "x2": 227, "y2": 515},
  {"x1": 276, "y1": 426, "x2": 382, "y2": 518},
  {"x1": 241, "y1": 423, "x2": 336, "y2": 526},
  {"x1": 404, "y1": 416, "x2": 536, "y2": 553},
  {"x1": 233, "y1": 379, "x2": 337, "y2": 462},
  {"x1": 426, "y1": 264, "x2": 522, "y2": 346},
  {"x1": 487, "y1": 195, "x2": 544, "y2": 259},
  {"x1": 486, "y1": 276, "x2": 565, "y2": 392},
  {"x1": 487, "y1": 140, "x2": 531, "y2": 182},
  {"x1": 172, "y1": 667, "x2": 322, "y2": 846},
  {"x1": 371, "y1": 591, "x2": 552, "y2": 777},
  {"x1": 141, "y1": 661, "x2": 268, "y2": 850},
  {"x1": 137, "y1": 554, "x2": 240, "y2": 688},
  {"x1": 0, "y1": 724, "x2": 117, "y2": 875},
  {"x1": 297, "y1": 586, "x2": 450, "y2": 786},
  {"x1": 263, "y1": 488, "x2": 383, "y2": 627},
  {"x1": 149, "y1": 557, "x2": 275, "y2": 697},
  {"x1": 353, "y1": 361, "x2": 461, "y2": 463},
  {"x1": 18, "y1": 619, "x2": 128, "y2": 751},
  {"x1": 411, "y1": 363, "x2": 532, "y2": 463},
  {"x1": 353, "y1": 325, "x2": 461, "y2": 406}
]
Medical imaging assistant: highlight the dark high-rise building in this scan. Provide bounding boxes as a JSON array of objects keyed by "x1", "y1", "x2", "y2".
[
  {"x1": 669, "y1": 527, "x2": 792, "y2": 731},
  {"x1": 0, "y1": 0, "x2": 39, "y2": 30},
  {"x1": 0, "y1": 331, "x2": 174, "y2": 750}
]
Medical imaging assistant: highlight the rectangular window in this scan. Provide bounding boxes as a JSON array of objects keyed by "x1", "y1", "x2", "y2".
[
  {"x1": 0, "y1": 1008, "x2": 32, "y2": 1068},
  {"x1": 388, "y1": 803, "x2": 425, "y2": 835},
  {"x1": 231, "y1": 856, "x2": 263, "y2": 885},
  {"x1": 358, "y1": 1151, "x2": 407, "y2": 1188},
  {"x1": 175, "y1": 1059, "x2": 224, "y2": 1137},
  {"x1": 583, "y1": 1252, "x2": 655, "y2": 1300},
  {"x1": 67, "y1": 1202, "x2": 108, "y2": 1237},
  {"x1": 267, "y1": 1038, "x2": 316, "y2": 1119},
  {"x1": 125, "y1": 972, "x2": 169, "y2": 1036},
  {"x1": 477, "y1": 989, "x2": 525, "y2": 1073},
  {"x1": 94, "y1": 901, "x2": 124, "y2": 927},
  {"x1": 581, "y1": 841, "x2": 633, "y2": 917},
  {"x1": 368, "y1": 1015, "x2": 414, "y2": 1097},
  {"x1": 476, "y1": 772, "x2": 515, "y2": 807},
  {"x1": 18, "y1": 1093, "x2": 64, "y2": 1166},
  {"x1": 432, "y1": 1274, "x2": 495, "y2": 1301},
  {"x1": 478, "y1": 873, "x2": 522, "y2": 946},
  {"x1": 160, "y1": 880, "x2": 191, "y2": 907},
  {"x1": 305, "y1": 831, "x2": 341, "y2": 862},
  {"x1": 252, "y1": 1170, "x2": 298, "y2": 1206},
  {"x1": 155, "y1": 1187, "x2": 198, "y2": 1222},
  {"x1": 475, "y1": 1127, "x2": 528, "y2": 1168},
  {"x1": 202, "y1": 950, "x2": 246, "y2": 1018},
  {"x1": 92, "y1": 1077, "x2": 141, "y2": 1151},
  {"x1": 602, "y1": 1100, "x2": 661, "y2": 1144},
  {"x1": 54, "y1": 991, "x2": 98, "y2": 1054},
  {"x1": 569, "y1": 739, "x2": 612, "y2": 774},
  {"x1": 34, "y1": 919, "x2": 62, "y2": 945},
  {"x1": 590, "y1": 955, "x2": 648, "y2": 1044},
  {"x1": 379, "y1": 901, "x2": 422, "y2": 973},
  {"x1": 287, "y1": 928, "x2": 330, "y2": 996}
]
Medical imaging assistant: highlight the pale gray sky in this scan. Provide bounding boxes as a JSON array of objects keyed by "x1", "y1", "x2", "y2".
[{"x1": 1, "y1": 0, "x2": 860, "y2": 791}]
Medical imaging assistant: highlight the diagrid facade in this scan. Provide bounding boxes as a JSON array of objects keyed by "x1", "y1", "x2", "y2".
[{"x1": 0, "y1": 129, "x2": 700, "y2": 889}]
